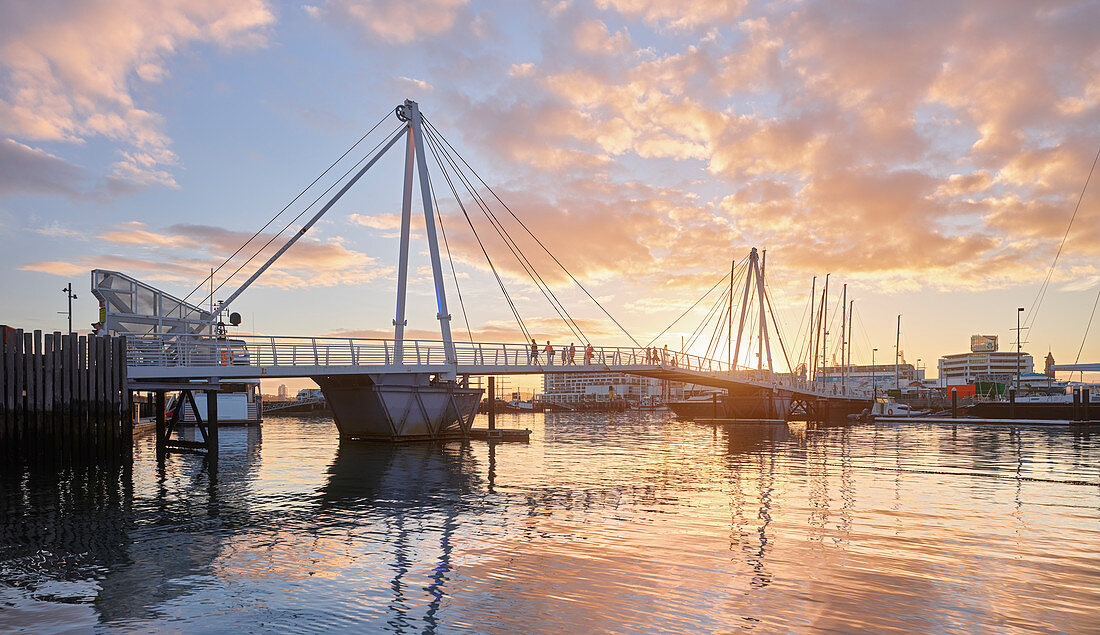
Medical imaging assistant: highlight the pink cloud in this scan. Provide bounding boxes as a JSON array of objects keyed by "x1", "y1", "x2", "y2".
[{"x1": 0, "y1": 0, "x2": 274, "y2": 187}]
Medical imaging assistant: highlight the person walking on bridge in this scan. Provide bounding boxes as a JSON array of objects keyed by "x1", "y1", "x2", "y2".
[
  {"x1": 530, "y1": 339, "x2": 539, "y2": 364},
  {"x1": 568, "y1": 343, "x2": 576, "y2": 364},
  {"x1": 546, "y1": 341, "x2": 555, "y2": 365},
  {"x1": 585, "y1": 344, "x2": 594, "y2": 365}
]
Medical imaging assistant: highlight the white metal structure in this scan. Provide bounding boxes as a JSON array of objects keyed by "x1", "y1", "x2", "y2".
[{"x1": 92, "y1": 269, "x2": 213, "y2": 335}]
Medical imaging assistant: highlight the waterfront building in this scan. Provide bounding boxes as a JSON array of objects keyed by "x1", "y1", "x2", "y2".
[
  {"x1": 818, "y1": 363, "x2": 923, "y2": 391},
  {"x1": 1018, "y1": 372, "x2": 1068, "y2": 393},
  {"x1": 938, "y1": 351, "x2": 1034, "y2": 385},
  {"x1": 540, "y1": 371, "x2": 684, "y2": 405}
]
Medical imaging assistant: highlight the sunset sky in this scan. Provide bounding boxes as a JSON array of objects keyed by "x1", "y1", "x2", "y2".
[{"x1": 2, "y1": 0, "x2": 1099, "y2": 391}]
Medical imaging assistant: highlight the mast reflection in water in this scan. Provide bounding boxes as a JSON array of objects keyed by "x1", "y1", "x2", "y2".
[{"x1": 1, "y1": 413, "x2": 1099, "y2": 632}]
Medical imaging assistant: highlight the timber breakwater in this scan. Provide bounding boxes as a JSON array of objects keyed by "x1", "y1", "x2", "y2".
[{"x1": 1, "y1": 327, "x2": 132, "y2": 467}]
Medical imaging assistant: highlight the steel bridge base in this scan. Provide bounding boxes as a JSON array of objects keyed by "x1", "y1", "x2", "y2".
[{"x1": 315, "y1": 373, "x2": 481, "y2": 441}]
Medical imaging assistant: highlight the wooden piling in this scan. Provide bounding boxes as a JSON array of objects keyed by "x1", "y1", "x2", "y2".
[
  {"x1": 155, "y1": 391, "x2": 166, "y2": 458},
  {"x1": 43, "y1": 334, "x2": 54, "y2": 460},
  {"x1": 119, "y1": 338, "x2": 131, "y2": 459},
  {"x1": 77, "y1": 335, "x2": 88, "y2": 462},
  {"x1": 488, "y1": 376, "x2": 496, "y2": 431},
  {"x1": 1, "y1": 329, "x2": 12, "y2": 453},
  {"x1": 206, "y1": 389, "x2": 219, "y2": 456},
  {"x1": 0, "y1": 327, "x2": 130, "y2": 466},
  {"x1": 62, "y1": 333, "x2": 73, "y2": 465},
  {"x1": 22, "y1": 331, "x2": 32, "y2": 455}
]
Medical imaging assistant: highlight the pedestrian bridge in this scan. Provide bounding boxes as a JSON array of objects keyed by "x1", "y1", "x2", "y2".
[
  {"x1": 125, "y1": 333, "x2": 873, "y2": 402},
  {"x1": 104, "y1": 99, "x2": 873, "y2": 444}
]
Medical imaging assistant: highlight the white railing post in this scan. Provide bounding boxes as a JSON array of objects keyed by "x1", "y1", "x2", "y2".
[{"x1": 270, "y1": 337, "x2": 278, "y2": 366}]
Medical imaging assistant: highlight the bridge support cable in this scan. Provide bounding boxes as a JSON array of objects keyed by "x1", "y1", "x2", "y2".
[
  {"x1": 180, "y1": 110, "x2": 395, "y2": 308},
  {"x1": 424, "y1": 145, "x2": 474, "y2": 344},
  {"x1": 1070, "y1": 282, "x2": 1100, "y2": 381},
  {"x1": 421, "y1": 124, "x2": 532, "y2": 343},
  {"x1": 210, "y1": 125, "x2": 410, "y2": 320},
  {"x1": 762, "y1": 275, "x2": 805, "y2": 375},
  {"x1": 683, "y1": 279, "x2": 733, "y2": 356},
  {"x1": 763, "y1": 285, "x2": 794, "y2": 374},
  {"x1": 811, "y1": 282, "x2": 826, "y2": 382},
  {"x1": 424, "y1": 117, "x2": 643, "y2": 348},
  {"x1": 425, "y1": 126, "x2": 589, "y2": 345},
  {"x1": 1024, "y1": 143, "x2": 1100, "y2": 334},
  {"x1": 423, "y1": 125, "x2": 588, "y2": 344},
  {"x1": 199, "y1": 122, "x2": 404, "y2": 310},
  {"x1": 684, "y1": 261, "x2": 747, "y2": 356},
  {"x1": 703, "y1": 295, "x2": 732, "y2": 366},
  {"x1": 682, "y1": 259, "x2": 750, "y2": 364},
  {"x1": 643, "y1": 268, "x2": 734, "y2": 348}
]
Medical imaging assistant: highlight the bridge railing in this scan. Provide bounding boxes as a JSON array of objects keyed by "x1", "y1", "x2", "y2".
[
  {"x1": 123, "y1": 333, "x2": 744, "y2": 373},
  {"x1": 123, "y1": 333, "x2": 872, "y2": 398}
]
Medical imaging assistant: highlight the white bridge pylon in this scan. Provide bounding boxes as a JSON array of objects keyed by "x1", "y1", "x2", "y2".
[{"x1": 209, "y1": 99, "x2": 459, "y2": 375}]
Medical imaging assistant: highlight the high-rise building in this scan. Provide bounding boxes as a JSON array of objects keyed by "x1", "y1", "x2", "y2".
[{"x1": 277, "y1": 384, "x2": 288, "y2": 399}]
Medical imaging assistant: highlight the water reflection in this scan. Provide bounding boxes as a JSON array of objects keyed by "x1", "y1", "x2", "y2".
[
  {"x1": 1, "y1": 416, "x2": 1099, "y2": 632},
  {"x1": 319, "y1": 441, "x2": 481, "y2": 632}
]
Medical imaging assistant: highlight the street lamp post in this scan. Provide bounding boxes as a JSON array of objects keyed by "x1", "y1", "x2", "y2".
[
  {"x1": 872, "y1": 348, "x2": 878, "y2": 403},
  {"x1": 61, "y1": 283, "x2": 78, "y2": 335}
]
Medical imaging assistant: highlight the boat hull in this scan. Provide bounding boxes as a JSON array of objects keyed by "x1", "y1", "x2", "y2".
[
  {"x1": 671, "y1": 391, "x2": 870, "y2": 422},
  {"x1": 315, "y1": 373, "x2": 482, "y2": 441},
  {"x1": 966, "y1": 402, "x2": 1098, "y2": 421}
]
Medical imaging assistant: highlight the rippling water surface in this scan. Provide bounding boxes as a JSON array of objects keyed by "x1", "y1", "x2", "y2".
[{"x1": 2, "y1": 413, "x2": 1099, "y2": 632}]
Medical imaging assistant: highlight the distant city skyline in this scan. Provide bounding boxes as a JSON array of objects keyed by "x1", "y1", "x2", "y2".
[{"x1": 2, "y1": 0, "x2": 1098, "y2": 395}]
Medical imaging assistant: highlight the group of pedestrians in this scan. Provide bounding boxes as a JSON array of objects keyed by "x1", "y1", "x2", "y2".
[
  {"x1": 527, "y1": 340, "x2": 683, "y2": 367},
  {"x1": 529, "y1": 339, "x2": 596, "y2": 365},
  {"x1": 644, "y1": 345, "x2": 671, "y2": 365}
]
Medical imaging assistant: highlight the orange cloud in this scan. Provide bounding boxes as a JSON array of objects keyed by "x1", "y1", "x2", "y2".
[{"x1": 22, "y1": 223, "x2": 391, "y2": 292}]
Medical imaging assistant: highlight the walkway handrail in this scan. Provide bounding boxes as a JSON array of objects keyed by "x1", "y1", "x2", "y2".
[{"x1": 123, "y1": 333, "x2": 873, "y2": 399}]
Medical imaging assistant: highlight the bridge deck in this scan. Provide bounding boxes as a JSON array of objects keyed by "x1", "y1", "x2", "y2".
[{"x1": 124, "y1": 334, "x2": 873, "y2": 401}]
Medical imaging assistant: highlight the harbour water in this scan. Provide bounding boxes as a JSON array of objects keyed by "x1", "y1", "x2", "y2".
[{"x1": 2, "y1": 413, "x2": 1099, "y2": 632}]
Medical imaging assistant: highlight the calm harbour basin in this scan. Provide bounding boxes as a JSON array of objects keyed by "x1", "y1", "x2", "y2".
[{"x1": 2, "y1": 413, "x2": 1099, "y2": 633}]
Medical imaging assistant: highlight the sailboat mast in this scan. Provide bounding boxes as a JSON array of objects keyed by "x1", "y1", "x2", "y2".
[
  {"x1": 847, "y1": 299, "x2": 854, "y2": 385},
  {"x1": 809, "y1": 276, "x2": 816, "y2": 382},
  {"x1": 841, "y1": 283, "x2": 847, "y2": 394},
  {"x1": 895, "y1": 314, "x2": 901, "y2": 392},
  {"x1": 728, "y1": 259, "x2": 734, "y2": 370},
  {"x1": 822, "y1": 274, "x2": 830, "y2": 386}
]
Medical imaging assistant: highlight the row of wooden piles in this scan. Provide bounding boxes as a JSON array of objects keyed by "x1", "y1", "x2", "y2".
[{"x1": 0, "y1": 327, "x2": 132, "y2": 466}]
